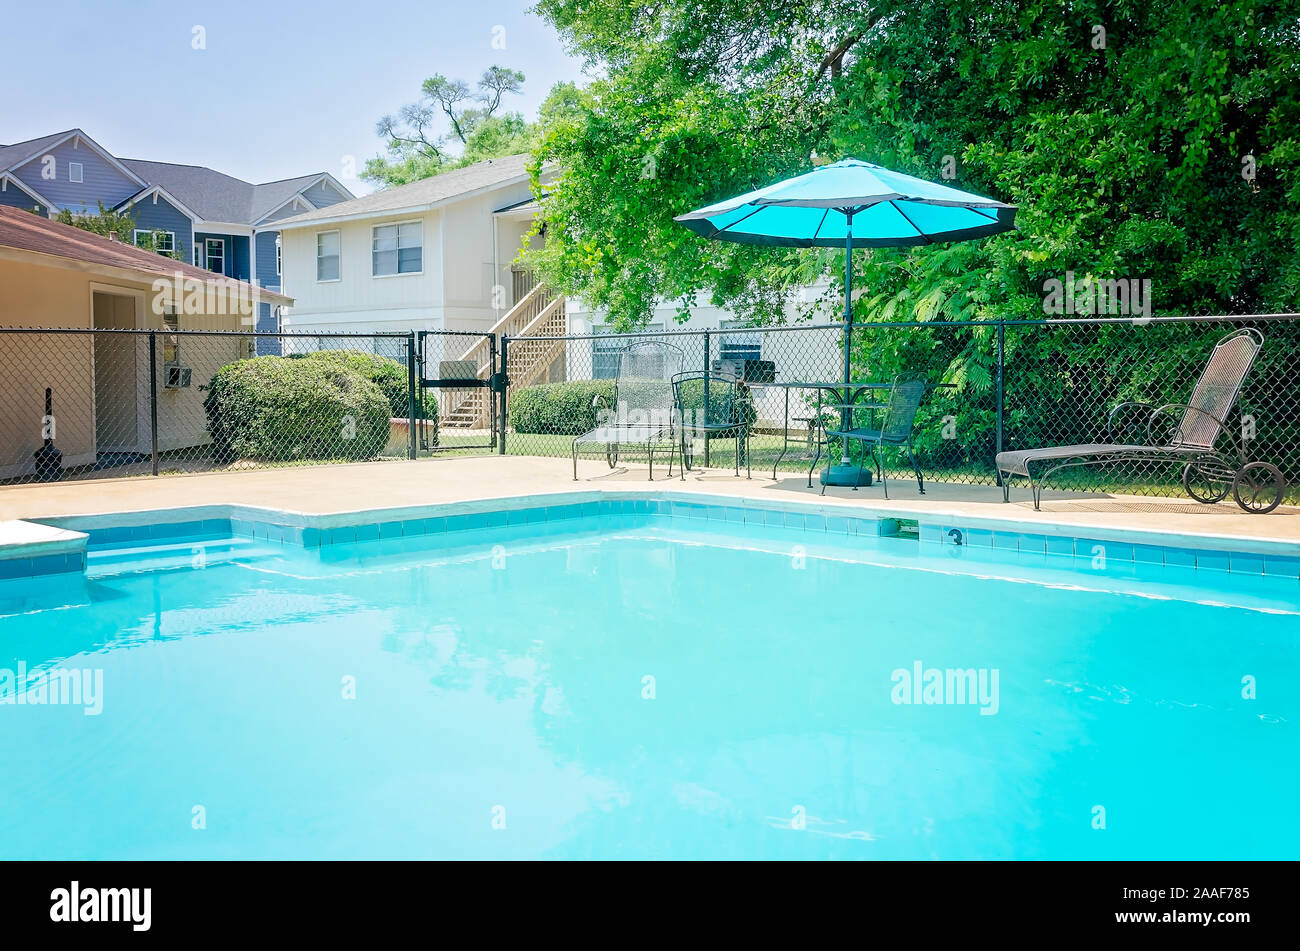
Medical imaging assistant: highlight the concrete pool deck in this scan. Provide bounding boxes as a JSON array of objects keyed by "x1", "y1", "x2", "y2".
[{"x1": 2, "y1": 455, "x2": 1297, "y2": 554}]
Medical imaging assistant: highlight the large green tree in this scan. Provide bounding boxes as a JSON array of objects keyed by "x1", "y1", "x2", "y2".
[
  {"x1": 366, "y1": 66, "x2": 532, "y2": 185},
  {"x1": 527, "y1": 0, "x2": 1300, "y2": 328}
]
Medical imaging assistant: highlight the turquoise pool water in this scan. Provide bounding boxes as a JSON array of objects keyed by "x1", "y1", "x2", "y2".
[{"x1": 1, "y1": 512, "x2": 1297, "y2": 859}]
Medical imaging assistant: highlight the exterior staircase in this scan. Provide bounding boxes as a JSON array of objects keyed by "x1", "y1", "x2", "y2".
[{"x1": 439, "y1": 282, "x2": 567, "y2": 429}]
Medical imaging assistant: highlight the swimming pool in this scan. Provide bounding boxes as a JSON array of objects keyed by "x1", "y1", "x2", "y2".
[{"x1": 1, "y1": 498, "x2": 1297, "y2": 859}]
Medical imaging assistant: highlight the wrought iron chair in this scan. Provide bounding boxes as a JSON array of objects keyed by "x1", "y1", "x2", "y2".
[
  {"x1": 671, "y1": 370, "x2": 753, "y2": 479},
  {"x1": 995, "y1": 328, "x2": 1286, "y2": 513},
  {"x1": 572, "y1": 341, "x2": 684, "y2": 480},
  {"x1": 822, "y1": 373, "x2": 928, "y2": 497}
]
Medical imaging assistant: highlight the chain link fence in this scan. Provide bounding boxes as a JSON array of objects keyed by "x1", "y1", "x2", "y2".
[
  {"x1": 502, "y1": 314, "x2": 1300, "y2": 504},
  {"x1": 0, "y1": 328, "x2": 491, "y2": 485},
  {"x1": 3, "y1": 315, "x2": 1297, "y2": 504}
]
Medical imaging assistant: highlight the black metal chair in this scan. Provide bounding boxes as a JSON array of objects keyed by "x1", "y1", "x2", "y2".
[
  {"x1": 671, "y1": 370, "x2": 753, "y2": 479},
  {"x1": 822, "y1": 374, "x2": 928, "y2": 497}
]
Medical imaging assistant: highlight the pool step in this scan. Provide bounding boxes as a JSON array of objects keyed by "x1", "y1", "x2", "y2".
[{"x1": 86, "y1": 536, "x2": 277, "y2": 577}]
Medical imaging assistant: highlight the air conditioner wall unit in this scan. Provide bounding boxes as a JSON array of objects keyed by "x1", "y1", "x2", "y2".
[{"x1": 163, "y1": 365, "x2": 192, "y2": 389}]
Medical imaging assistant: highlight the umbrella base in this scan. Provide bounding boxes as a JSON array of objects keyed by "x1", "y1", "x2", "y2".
[{"x1": 820, "y1": 465, "x2": 873, "y2": 488}]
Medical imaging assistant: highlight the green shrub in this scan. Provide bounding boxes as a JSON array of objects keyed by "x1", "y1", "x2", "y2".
[
  {"x1": 509, "y1": 380, "x2": 615, "y2": 434},
  {"x1": 305, "y1": 349, "x2": 436, "y2": 420},
  {"x1": 509, "y1": 377, "x2": 759, "y2": 435},
  {"x1": 205, "y1": 356, "x2": 391, "y2": 462}
]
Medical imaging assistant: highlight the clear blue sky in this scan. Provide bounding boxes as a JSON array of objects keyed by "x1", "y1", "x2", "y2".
[{"x1": 0, "y1": 0, "x2": 585, "y2": 195}]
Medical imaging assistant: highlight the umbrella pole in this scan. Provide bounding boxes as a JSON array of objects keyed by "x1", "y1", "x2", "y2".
[
  {"x1": 820, "y1": 210, "x2": 872, "y2": 488},
  {"x1": 841, "y1": 216, "x2": 853, "y2": 465}
]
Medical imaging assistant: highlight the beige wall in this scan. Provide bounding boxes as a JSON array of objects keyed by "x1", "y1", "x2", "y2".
[{"x1": 0, "y1": 255, "x2": 251, "y2": 479}]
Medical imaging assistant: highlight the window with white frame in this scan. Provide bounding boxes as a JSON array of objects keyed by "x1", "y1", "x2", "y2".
[
  {"x1": 317, "y1": 230, "x2": 341, "y2": 281},
  {"x1": 204, "y1": 238, "x2": 225, "y2": 275},
  {"x1": 68, "y1": 162, "x2": 83, "y2": 183},
  {"x1": 275, "y1": 236, "x2": 282, "y2": 276},
  {"x1": 133, "y1": 230, "x2": 176, "y2": 255},
  {"x1": 371, "y1": 221, "x2": 422, "y2": 276}
]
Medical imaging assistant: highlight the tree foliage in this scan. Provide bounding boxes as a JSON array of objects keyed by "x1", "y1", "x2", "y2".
[
  {"x1": 527, "y1": 0, "x2": 1300, "y2": 329},
  {"x1": 54, "y1": 202, "x2": 185, "y2": 259},
  {"x1": 366, "y1": 66, "x2": 533, "y2": 185}
]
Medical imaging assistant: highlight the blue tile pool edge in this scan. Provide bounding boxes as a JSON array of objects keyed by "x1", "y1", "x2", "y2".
[
  {"x1": 25, "y1": 491, "x2": 1300, "y2": 581},
  {"x1": 919, "y1": 521, "x2": 1300, "y2": 580}
]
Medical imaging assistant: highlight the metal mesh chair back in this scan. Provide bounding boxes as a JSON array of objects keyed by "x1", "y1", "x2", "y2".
[
  {"x1": 615, "y1": 342, "x2": 683, "y2": 424},
  {"x1": 1172, "y1": 329, "x2": 1261, "y2": 449},
  {"x1": 672, "y1": 371, "x2": 744, "y2": 428},
  {"x1": 881, "y1": 374, "x2": 927, "y2": 444}
]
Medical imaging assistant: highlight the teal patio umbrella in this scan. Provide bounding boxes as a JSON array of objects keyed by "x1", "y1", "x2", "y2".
[{"x1": 675, "y1": 158, "x2": 1016, "y2": 486}]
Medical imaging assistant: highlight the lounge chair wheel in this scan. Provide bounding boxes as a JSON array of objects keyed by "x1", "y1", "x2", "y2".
[
  {"x1": 1232, "y1": 462, "x2": 1285, "y2": 514},
  {"x1": 1182, "y1": 462, "x2": 1232, "y2": 504}
]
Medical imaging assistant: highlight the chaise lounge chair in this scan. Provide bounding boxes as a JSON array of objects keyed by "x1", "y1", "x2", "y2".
[
  {"x1": 572, "y1": 341, "x2": 685, "y2": 480},
  {"x1": 995, "y1": 328, "x2": 1286, "y2": 513}
]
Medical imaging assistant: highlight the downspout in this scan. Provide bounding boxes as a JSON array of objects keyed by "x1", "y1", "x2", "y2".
[{"x1": 492, "y1": 214, "x2": 500, "y2": 320}]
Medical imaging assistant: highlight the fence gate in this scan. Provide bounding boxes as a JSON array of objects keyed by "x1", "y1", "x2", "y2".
[{"x1": 416, "y1": 329, "x2": 499, "y2": 454}]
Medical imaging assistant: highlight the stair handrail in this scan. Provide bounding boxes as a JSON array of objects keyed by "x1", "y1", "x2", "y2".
[{"x1": 452, "y1": 282, "x2": 554, "y2": 374}]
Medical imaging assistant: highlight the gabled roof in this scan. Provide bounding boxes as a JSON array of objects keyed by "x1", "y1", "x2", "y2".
[
  {"x1": 120, "y1": 158, "x2": 261, "y2": 224},
  {"x1": 0, "y1": 172, "x2": 56, "y2": 211},
  {"x1": 0, "y1": 131, "x2": 72, "y2": 171},
  {"x1": 0, "y1": 129, "x2": 147, "y2": 189},
  {"x1": 251, "y1": 174, "x2": 328, "y2": 222},
  {"x1": 0, "y1": 205, "x2": 292, "y2": 303},
  {"x1": 119, "y1": 159, "x2": 354, "y2": 226},
  {"x1": 274, "y1": 154, "x2": 534, "y2": 229},
  {"x1": 2, "y1": 128, "x2": 354, "y2": 226}
]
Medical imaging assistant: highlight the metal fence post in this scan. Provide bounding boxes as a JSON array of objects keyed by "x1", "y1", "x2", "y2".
[
  {"x1": 995, "y1": 320, "x2": 1005, "y2": 485},
  {"x1": 498, "y1": 335, "x2": 509, "y2": 455},
  {"x1": 702, "y1": 329, "x2": 711, "y2": 466},
  {"x1": 489, "y1": 334, "x2": 499, "y2": 451},
  {"x1": 148, "y1": 330, "x2": 159, "y2": 476},
  {"x1": 407, "y1": 330, "x2": 417, "y2": 461}
]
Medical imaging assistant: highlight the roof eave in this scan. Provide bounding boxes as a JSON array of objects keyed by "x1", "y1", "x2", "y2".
[
  {"x1": 274, "y1": 171, "x2": 535, "y2": 231},
  {"x1": 0, "y1": 244, "x2": 294, "y2": 305}
]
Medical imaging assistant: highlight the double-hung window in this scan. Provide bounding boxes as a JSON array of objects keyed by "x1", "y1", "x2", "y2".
[
  {"x1": 133, "y1": 230, "x2": 176, "y2": 255},
  {"x1": 372, "y1": 221, "x2": 422, "y2": 276},
  {"x1": 316, "y1": 230, "x2": 341, "y2": 282},
  {"x1": 204, "y1": 238, "x2": 225, "y2": 275}
]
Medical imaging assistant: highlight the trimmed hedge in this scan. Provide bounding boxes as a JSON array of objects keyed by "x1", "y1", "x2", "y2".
[
  {"x1": 509, "y1": 380, "x2": 615, "y2": 434},
  {"x1": 205, "y1": 356, "x2": 390, "y2": 462},
  {"x1": 304, "y1": 349, "x2": 436, "y2": 420}
]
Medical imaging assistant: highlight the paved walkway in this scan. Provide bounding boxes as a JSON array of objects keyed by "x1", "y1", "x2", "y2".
[{"x1": 2, "y1": 455, "x2": 1297, "y2": 549}]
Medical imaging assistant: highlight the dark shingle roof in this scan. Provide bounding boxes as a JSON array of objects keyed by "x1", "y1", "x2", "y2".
[
  {"x1": 0, "y1": 129, "x2": 78, "y2": 171},
  {"x1": 250, "y1": 174, "x2": 327, "y2": 222},
  {"x1": 120, "y1": 159, "x2": 259, "y2": 223},
  {"x1": 0, "y1": 130, "x2": 78, "y2": 172},
  {"x1": 1, "y1": 129, "x2": 352, "y2": 225},
  {"x1": 121, "y1": 160, "x2": 348, "y2": 224}
]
